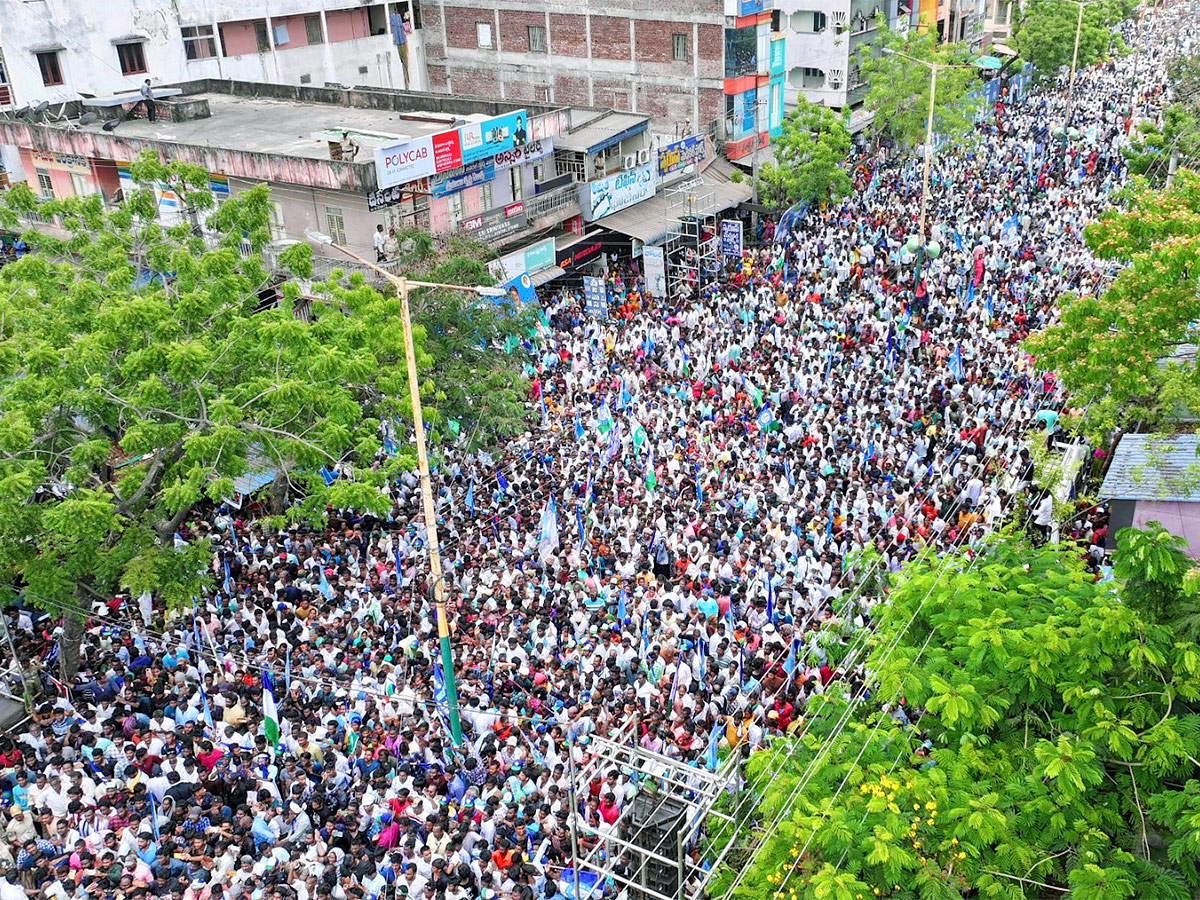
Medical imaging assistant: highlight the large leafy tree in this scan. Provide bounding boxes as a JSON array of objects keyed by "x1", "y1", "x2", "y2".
[
  {"x1": 1123, "y1": 104, "x2": 1200, "y2": 186},
  {"x1": 1011, "y1": 0, "x2": 1129, "y2": 84},
  {"x1": 1024, "y1": 170, "x2": 1200, "y2": 441},
  {"x1": 0, "y1": 151, "x2": 530, "y2": 676},
  {"x1": 856, "y1": 25, "x2": 981, "y2": 151},
  {"x1": 756, "y1": 100, "x2": 852, "y2": 210},
  {"x1": 712, "y1": 531, "x2": 1200, "y2": 900}
]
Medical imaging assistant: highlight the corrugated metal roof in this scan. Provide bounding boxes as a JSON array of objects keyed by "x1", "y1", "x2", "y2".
[
  {"x1": 555, "y1": 112, "x2": 650, "y2": 154},
  {"x1": 595, "y1": 176, "x2": 752, "y2": 245},
  {"x1": 1100, "y1": 433, "x2": 1200, "y2": 502}
]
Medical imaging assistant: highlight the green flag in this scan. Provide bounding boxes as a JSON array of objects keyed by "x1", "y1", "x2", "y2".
[
  {"x1": 645, "y1": 451, "x2": 657, "y2": 491},
  {"x1": 631, "y1": 419, "x2": 647, "y2": 451},
  {"x1": 746, "y1": 381, "x2": 763, "y2": 408},
  {"x1": 261, "y1": 672, "x2": 280, "y2": 748}
]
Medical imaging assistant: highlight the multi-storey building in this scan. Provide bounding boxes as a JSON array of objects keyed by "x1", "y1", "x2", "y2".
[{"x1": 416, "y1": 0, "x2": 785, "y2": 162}]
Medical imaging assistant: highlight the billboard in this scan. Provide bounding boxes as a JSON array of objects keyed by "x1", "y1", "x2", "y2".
[
  {"x1": 581, "y1": 164, "x2": 656, "y2": 221},
  {"x1": 430, "y1": 161, "x2": 495, "y2": 198},
  {"x1": 375, "y1": 137, "x2": 436, "y2": 189},
  {"x1": 657, "y1": 135, "x2": 706, "y2": 178},
  {"x1": 491, "y1": 137, "x2": 553, "y2": 172},
  {"x1": 458, "y1": 109, "x2": 529, "y2": 166},
  {"x1": 488, "y1": 237, "x2": 557, "y2": 282}
]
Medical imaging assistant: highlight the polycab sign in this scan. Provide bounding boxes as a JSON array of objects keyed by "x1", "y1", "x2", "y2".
[{"x1": 375, "y1": 136, "x2": 436, "y2": 189}]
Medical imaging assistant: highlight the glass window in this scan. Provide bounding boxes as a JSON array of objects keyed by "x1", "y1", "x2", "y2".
[
  {"x1": 36, "y1": 51, "x2": 63, "y2": 87},
  {"x1": 723, "y1": 26, "x2": 756, "y2": 79},
  {"x1": 324, "y1": 206, "x2": 346, "y2": 245},
  {"x1": 117, "y1": 42, "x2": 147, "y2": 76},
  {"x1": 528, "y1": 25, "x2": 546, "y2": 52},
  {"x1": 305, "y1": 16, "x2": 324, "y2": 44},
  {"x1": 254, "y1": 21, "x2": 270, "y2": 52},
  {"x1": 35, "y1": 168, "x2": 53, "y2": 199},
  {"x1": 672, "y1": 33, "x2": 688, "y2": 61},
  {"x1": 182, "y1": 26, "x2": 218, "y2": 60},
  {"x1": 509, "y1": 167, "x2": 523, "y2": 203},
  {"x1": 476, "y1": 22, "x2": 493, "y2": 48},
  {"x1": 480, "y1": 181, "x2": 494, "y2": 211}
]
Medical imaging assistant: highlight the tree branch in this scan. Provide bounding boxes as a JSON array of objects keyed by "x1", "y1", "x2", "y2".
[{"x1": 115, "y1": 442, "x2": 184, "y2": 518}]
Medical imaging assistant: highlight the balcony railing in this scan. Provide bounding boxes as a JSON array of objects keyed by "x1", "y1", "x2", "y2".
[{"x1": 524, "y1": 183, "x2": 580, "y2": 221}]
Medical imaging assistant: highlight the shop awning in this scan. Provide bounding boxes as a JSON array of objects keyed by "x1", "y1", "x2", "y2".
[
  {"x1": 530, "y1": 265, "x2": 565, "y2": 287},
  {"x1": 595, "y1": 170, "x2": 752, "y2": 245}
]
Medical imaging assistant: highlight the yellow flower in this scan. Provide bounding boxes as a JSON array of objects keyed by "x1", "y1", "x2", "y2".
[
  {"x1": 914, "y1": 803, "x2": 921, "y2": 810},
  {"x1": 927, "y1": 819, "x2": 935, "y2": 825},
  {"x1": 925, "y1": 801, "x2": 936, "y2": 810}
]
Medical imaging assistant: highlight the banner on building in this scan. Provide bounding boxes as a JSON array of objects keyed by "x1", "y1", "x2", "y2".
[
  {"x1": 490, "y1": 138, "x2": 553, "y2": 172},
  {"x1": 642, "y1": 246, "x2": 667, "y2": 298},
  {"x1": 458, "y1": 109, "x2": 529, "y2": 166},
  {"x1": 431, "y1": 161, "x2": 495, "y2": 198},
  {"x1": 488, "y1": 237, "x2": 557, "y2": 282},
  {"x1": 580, "y1": 164, "x2": 655, "y2": 220},
  {"x1": 500, "y1": 271, "x2": 538, "y2": 305},
  {"x1": 657, "y1": 135, "x2": 706, "y2": 178},
  {"x1": 719, "y1": 219, "x2": 744, "y2": 257}
]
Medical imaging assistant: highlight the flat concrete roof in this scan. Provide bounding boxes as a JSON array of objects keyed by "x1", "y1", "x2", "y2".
[{"x1": 79, "y1": 92, "x2": 491, "y2": 160}]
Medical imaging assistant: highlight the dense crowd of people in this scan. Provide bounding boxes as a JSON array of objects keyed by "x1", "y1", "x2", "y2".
[{"x1": 0, "y1": 8, "x2": 1188, "y2": 900}]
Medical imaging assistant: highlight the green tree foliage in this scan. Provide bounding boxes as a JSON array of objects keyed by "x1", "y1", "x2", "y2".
[
  {"x1": 1011, "y1": 0, "x2": 1128, "y2": 84},
  {"x1": 856, "y1": 25, "x2": 981, "y2": 151},
  {"x1": 756, "y1": 100, "x2": 852, "y2": 209},
  {"x1": 0, "y1": 151, "x2": 530, "y2": 674},
  {"x1": 712, "y1": 532, "x2": 1200, "y2": 900},
  {"x1": 1024, "y1": 171, "x2": 1200, "y2": 439},
  {"x1": 1123, "y1": 104, "x2": 1200, "y2": 185}
]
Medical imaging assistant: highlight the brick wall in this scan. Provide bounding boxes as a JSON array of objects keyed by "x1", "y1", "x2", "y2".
[
  {"x1": 553, "y1": 74, "x2": 590, "y2": 106},
  {"x1": 699, "y1": 87, "x2": 725, "y2": 134},
  {"x1": 590, "y1": 15, "x2": 631, "y2": 61},
  {"x1": 499, "y1": 9, "x2": 546, "y2": 53},
  {"x1": 428, "y1": 64, "x2": 449, "y2": 90},
  {"x1": 548, "y1": 13, "x2": 587, "y2": 57},
  {"x1": 444, "y1": 7, "x2": 491, "y2": 49},
  {"x1": 451, "y1": 66, "x2": 502, "y2": 97},
  {"x1": 634, "y1": 20, "x2": 686, "y2": 65}
]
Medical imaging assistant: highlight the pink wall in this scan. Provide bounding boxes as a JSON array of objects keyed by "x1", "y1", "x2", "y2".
[
  {"x1": 1132, "y1": 500, "x2": 1200, "y2": 560},
  {"x1": 428, "y1": 197, "x2": 452, "y2": 234},
  {"x1": 220, "y1": 20, "x2": 264, "y2": 56},
  {"x1": 325, "y1": 9, "x2": 371, "y2": 42},
  {"x1": 272, "y1": 15, "x2": 320, "y2": 49}
]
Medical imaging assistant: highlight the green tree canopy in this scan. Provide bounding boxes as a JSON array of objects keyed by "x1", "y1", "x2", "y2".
[
  {"x1": 756, "y1": 100, "x2": 852, "y2": 210},
  {"x1": 1012, "y1": 0, "x2": 1129, "y2": 85},
  {"x1": 712, "y1": 531, "x2": 1200, "y2": 900},
  {"x1": 1024, "y1": 170, "x2": 1200, "y2": 440},
  {"x1": 0, "y1": 151, "x2": 530, "y2": 675},
  {"x1": 1122, "y1": 104, "x2": 1200, "y2": 185},
  {"x1": 856, "y1": 25, "x2": 981, "y2": 151}
]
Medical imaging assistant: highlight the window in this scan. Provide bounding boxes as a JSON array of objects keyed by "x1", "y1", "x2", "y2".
[
  {"x1": 254, "y1": 21, "x2": 270, "y2": 52},
  {"x1": 36, "y1": 51, "x2": 62, "y2": 87},
  {"x1": 448, "y1": 192, "x2": 464, "y2": 224},
  {"x1": 269, "y1": 203, "x2": 286, "y2": 240},
  {"x1": 476, "y1": 22, "x2": 493, "y2": 48},
  {"x1": 527, "y1": 24, "x2": 546, "y2": 53},
  {"x1": 182, "y1": 25, "x2": 218, "y2": 60},
  {"x1": 324, "y1": 206, "x2": 346, "y2": 245},
  {"x1": 509, "y1": 166, "x2": 523, "y2": 203},
  {"x1": 672, "y1": 33, "x2": 688, "y2": 61},
  {"x1": 479, "y1": 181, "x2": 494, "y2": 211},
  {"x1": 723, "y1": 26, "x2": 756, "y2": 79},
  {"x1": 532, "y1": 161, "x2": 547, "y2": 184},
  {"x1": 35, "y1": 168, "x2": 53, "y2": 200},
  {"x1": 305, "y1": 15, "x2": 324, "y2": 44},
  {"x1": 116, "y1": 42, "x2": 147, "y2": 76},
  {"x1": 813, "y1": 11, "x2": 828, "y2": 31}
]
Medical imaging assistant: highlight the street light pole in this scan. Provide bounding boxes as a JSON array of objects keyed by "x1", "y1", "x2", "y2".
[
  {"x1": 1067, "y1": 0, "x2": 1085, "y2": 116},
  {"x1": 305, "y1": 232, "x2": 506, "y2": 746}
]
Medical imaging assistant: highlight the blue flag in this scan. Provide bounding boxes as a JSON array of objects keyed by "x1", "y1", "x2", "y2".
[
  {"x1": 574, "y1": 410, "x2": 584, "y2": 441},
  {"x1": 496, "y1": 470, "x2": 510, "y2": 495},
  {"x1": 948, "y1": 344, "x2": 964, "y2": 381},
  {"x1": 223, "y1": 560, "x2": 232, "y2": 594},
  {"x1": 318, "y1": 467, "x2": 337, "y2": 486},
  {"x1": 617, "y1": 588, "x2": 627, "y2": 623},
  {"x1": 576, "y1": 503, "x2": 586, "y2": 551},
  {"x1": 783, "y1": 639, "x2": 797, "y2": 680},
  {"x1": 465, "y1": 479, "x2": 475, "y2": 513},
  {"x1": 318, "y1": 569, "x2": 334, "y2": 600},
  {"x1": 756, "y1": 404, "x2": 773, "y2": 429},
  {"x1": 394, "y1": 542, "x2": 404, "y2": 589},
  {"x1": 704, "y1": 721, "x2": 723, "y2": 770},
  {"x1": 540, "y1": 389, "x2": 549, "y2": 426}
]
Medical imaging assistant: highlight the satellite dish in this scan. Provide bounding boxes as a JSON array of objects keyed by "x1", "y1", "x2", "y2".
[
  {"x1": 12, "y1": 105, "x2": 30, "y2": 120},
  {"x1": 101, "y1": 118, "x2": 120, "y2": 132},
  {"x1": 34, "y1": 100, "x2": 50, "y2": 114},
  {"x1": 79, "y1": 112, "x2": 99, "y2": 125}
]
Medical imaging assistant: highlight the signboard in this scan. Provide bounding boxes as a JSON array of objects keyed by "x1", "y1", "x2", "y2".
[
  {"x1": 488, "y1": 237, "x2": 558, "y2": 282},
  {"x1": 580, "y1": 163, "x2": 655, "y2": 221},
  {"x1": 582, "y1": 276, "x2": 608, "y2": 319},
  {"x1": 719, "y1": 219, "x2": 744, "y2": 256},
  {"x1": 657, "y1": 135, "x2": 706, "y2": 178},
  {"x1": 557, "y1": 237, "x2": 603, "y2": 271},
  {"x1": 491, "y1": 137, "x2": 553, "y2": 172},
  {"x1": 642, "y1": 246, "x2": 667, "y2": 298},
  {"x1": 32, "y1": 152, "x2": 89, "y2": 174},
  {"x1": 461, "y1": 201, "x2": 528, "y2": 244},
  {"x1": 375, "y1": 136, "x2": 436, "y2": 189},
  {"x1": 431, "y1": 161, "x2": 494, "y2": 198},
  {"x1": 458, "y1": 109, "x2": 529, "y2": 166},
  {"x1": 367, "y1": 185, "x2": 409, "y2": 211}
]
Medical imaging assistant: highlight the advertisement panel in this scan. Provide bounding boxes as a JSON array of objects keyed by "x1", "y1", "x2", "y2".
[
  {"x1": 432, "y1": 131, "x2": 463, "y2": 172},
  {"x1": 487, "y1": 237, "x2": 558, "y2": 283},
  {"x1": 375, "y1": 136, "x2": 436, "y2": 189},
  {"x1": 430, "y1": 161, "x2": 495, "y2": 198},
  {"x1": 582, "y1": 276, "x2": 609, "y2": 319},
  {"x1": 490, "y1": 138, "x2": 553, "y2": 172},
  {"x1": 460, "y1": 201, "x2": 528, "y2": 244},
  {"x1": 581, "y1": 163, "x2": 655, "y2": 221},
  {"x1": 657, "y1": 135, "x2": 706, "y2": 178},
  {"x1": 501, "y1": 272, "x2": 538, "y2": 305},
  {"x1": 642, "y1": 246, "x2": 667, "y2": 298},
  {"x1": 720, "y1": 219, "x2": 744, "y2": 257},
  {"x1": 458, "y1": 109, "x2": 529, "y2": 166}
]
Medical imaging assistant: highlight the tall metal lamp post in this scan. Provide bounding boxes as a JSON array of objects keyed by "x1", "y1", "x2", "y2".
[{"x1": 306, "y1": 230, "x2": 506, "y2": 746}]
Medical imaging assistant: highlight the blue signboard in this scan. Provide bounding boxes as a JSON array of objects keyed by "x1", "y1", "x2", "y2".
[
  {"x1": 431, "y1": 161, "x2": 495, "y2": 198},
  {"x1": 583, "y1": 276, "x2": 608, "y2": 319},
  {"x1": 719, "y1": 219, "x2": 744, "y2": 257},
  {"x1": 739, "y1": 0, "x2": 766, "y2": 14},
  {"x1": 657, "y1": 135, "x2": 706, "y2": 178},
  {"x1": 458, "y1": 109, "x2": 529, "y2": 166},
  {"x1": 501, "y1": 271, "x2": 538, "y2": 305}
]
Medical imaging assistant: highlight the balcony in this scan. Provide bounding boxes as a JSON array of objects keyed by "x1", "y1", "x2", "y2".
[{"x1": 524, "y1": 183, "x2": 580, "y2": 222}]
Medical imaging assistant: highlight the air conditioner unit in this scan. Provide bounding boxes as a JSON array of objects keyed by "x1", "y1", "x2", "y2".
[
  {"x1": 636, "y1": 148, "x2": 651, "y2": 165},
  {"x1": 623, "y1": 154, "x2": 636, "y2": 170}
]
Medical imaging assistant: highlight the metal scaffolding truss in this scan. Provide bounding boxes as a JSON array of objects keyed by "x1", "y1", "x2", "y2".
[
  {"x1": 663, "y1": 178, "x2": 719, "y2": 299},
  {"x1": 568, "y1": 723, "x2": 743, "y2": 900}
]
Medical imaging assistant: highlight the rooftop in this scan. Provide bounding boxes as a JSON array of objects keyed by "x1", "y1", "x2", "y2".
[
  {"x1": 77, "y1": 92, "x2": 480, "y2": 160},
  {"x1": 555, "y1": 111, "x2": 650, "y2": 155},
  {"x1": 1100, "y1": 433, "x2": 1200, "y2": 502}
]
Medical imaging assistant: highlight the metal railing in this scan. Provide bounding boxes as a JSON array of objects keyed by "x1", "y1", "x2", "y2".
[{"x1": 521, "y1": 183, "x2": 580, "y2": 221}]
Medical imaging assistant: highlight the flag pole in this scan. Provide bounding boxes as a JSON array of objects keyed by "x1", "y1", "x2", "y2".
[{"x1": 565, "y1": 731, "x2": 583, "y2": 900}]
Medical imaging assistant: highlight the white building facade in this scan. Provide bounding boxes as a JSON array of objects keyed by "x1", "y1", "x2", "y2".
[{"x1": 0, "y1": 0, "x2": 429, "y2": 111}]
